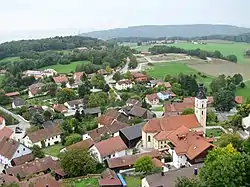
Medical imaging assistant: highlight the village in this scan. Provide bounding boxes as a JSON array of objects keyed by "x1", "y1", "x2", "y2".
[{"x1": 0, "y1": 47, "x2": 249, "y2": 187}]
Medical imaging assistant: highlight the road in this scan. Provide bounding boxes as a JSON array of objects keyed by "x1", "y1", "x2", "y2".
[
  {"x1": 0, "y1": 105, "x2": 30, "y2": 131},
  {"x1": 104, "y1": 57, "x2": 130, "y2": 100}
]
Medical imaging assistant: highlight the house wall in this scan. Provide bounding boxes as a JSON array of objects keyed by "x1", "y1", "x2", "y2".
[
  {"x1": 89, "y1": 146, "x2": 103, "y2": 163},
  {"x1": 194, "y1": 97, "x2": 207, "y2": 129},
  {"x1": 28, "y1": 91, "x2": 35, "y2": 98},
  {"x1": 0, "y1": 155, "x2": 11, "y2": 166},
  {"x1": 141, "y1": 178, "x2": 150, "y2": 187},
  {"x1": 24, "y1": 135, "x2": 61, "y2": 148},
  {"x1": 82, "y1": 134, "x2": 92, "y2": 141},
  {"x1": 142, "y1": 131, "x2": 157, "y2": 149},
  {"x1": 172, "y1": 150, "x2": 187, "y2": 169},
  {"x1": 12, "y1": 144, "x2": 32, "y2": 161},
  {"x1": 115, "y1": 83, "x2": 133, "y2": 90}
]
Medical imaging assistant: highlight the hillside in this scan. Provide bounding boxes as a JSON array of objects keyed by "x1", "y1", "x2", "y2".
[{"x1": 81, "y1": 24, "x2": 250, "y2": 40}]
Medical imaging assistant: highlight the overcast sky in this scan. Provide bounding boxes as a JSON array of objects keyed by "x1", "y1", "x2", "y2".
[{"x1": 0, "y1": 0, "x2": 249, "y2": 42}]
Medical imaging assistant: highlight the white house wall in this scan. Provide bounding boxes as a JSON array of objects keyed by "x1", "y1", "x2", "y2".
[
  {"x1": 142, "y1": 131, "x2": 157, "y2": 149},
  {"x1": 141, "y1": 178, "x2": 150, "y2": 187},
  {"x1": 89, "y1": 146, "x2": 102, "y2": 163},
  {"x1": 12, "y1": 144, "x2": 32, "y2": 160},
  {"x1": 172, "y1": 150, "x2": 187, "y2": 169}
]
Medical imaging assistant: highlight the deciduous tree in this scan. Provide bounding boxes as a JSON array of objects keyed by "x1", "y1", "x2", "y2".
[{"x1": 135, "y1": 156, "x2": 154, "y2": 174}]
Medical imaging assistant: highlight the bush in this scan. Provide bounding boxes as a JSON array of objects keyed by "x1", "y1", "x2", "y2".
[
  {"x1": 0, "y1": 110, "x2": 18, "y2": 125},
  {"x1": 239, "y1": 82, "x2": 245, "y2": 88}
]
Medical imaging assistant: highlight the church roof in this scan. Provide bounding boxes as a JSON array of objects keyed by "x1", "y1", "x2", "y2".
[{"x1": 196, "y1": 84, "x2": 207, "y2": 99}]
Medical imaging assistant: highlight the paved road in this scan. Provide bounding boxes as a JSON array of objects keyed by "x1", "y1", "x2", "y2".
[{"x1": 0, "y1": 105, "x2": 30, "y2": 131}]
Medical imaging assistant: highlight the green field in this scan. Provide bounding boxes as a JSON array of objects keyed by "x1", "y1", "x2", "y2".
[
  {"x1": 40, "y1": 60, "x2": 90, "y2": 73},
  {"x1": 147, "y1": 62, "x2": 214, "y2": 87},
  {"x1": 42, "y1": 143, "x2": 64, "y2": 157},
  {"x1": 236, "y1": 81, "x2": 250, "y2": 102},
  {"x1": 0, "y1": 56, "x2": 22, "y2": 63},
  {"x1": 131, "y1": 41, "x2": 250, "y2": 64},
  {"x1": 125, "y1": 176, "x2": 141, "y2": 187}
]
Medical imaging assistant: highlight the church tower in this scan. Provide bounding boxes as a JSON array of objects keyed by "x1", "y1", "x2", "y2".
[{"x1": 195, "y1": 84, "x2": 207, "y2": 132}]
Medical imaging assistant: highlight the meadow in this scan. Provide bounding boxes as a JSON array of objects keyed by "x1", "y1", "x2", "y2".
[
  {"x1": 40, "y1": 60, "x2": 90, "y2": 73},
  {"x1": 236, "y1": 80, "x2": 250, "y2": 102}
]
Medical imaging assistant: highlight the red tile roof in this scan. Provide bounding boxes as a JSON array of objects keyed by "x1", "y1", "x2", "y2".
[
  {"x1": 156, "y1": 82, "x2": 172, "y2": 88},
  {"x1": 143, "y1": 114, "x2": 201, "y2": 133},
  {"x1": 107, "y1": 150, "x2": 160, "y2": 169},
  {"x1": 0, "y1": 137, "x2": 20, "y2": 159},
  {"x1": 235, "y1": 96, "x2": 243, "y2": 104},
  {"x1": 146, "y1": 93, "x2": 159, "y2": 102},
  {"x1": 95, "y1": 136, "x2": 127, "y2": 158},
  {"x1": 53, "y1": 75, "x2": 68, "y2": 83},
  {"x1": 19, "y1": 174, "x2": 60, "y2": 187},
  {"x1": 74, "y1": 72, "x2": 85, "y2": 81},
  {"x1": 26, "y1": 126, "x2": 62, "y2": 143},
  {"x1": 117, "y1": 79, "x2": 132, "y2": 85},
  {"x1": 98, "y1": 115, "x2": 116, "y2": 126},
  {"x1": 5, "y1": 92, "x2": 20, "y2": 97},
  {"x1": 0, "y1": 174, "x2": 19, "y2": 185},
  {"x1": 164, "y1": 103, "x2": 194, "y2": 115},
  {"x1": 53, "y1": 104, "x2": 68, "y2": 113},
  {"x1": 131, "y1": 72, "x2": 147, "y2": 78},
  {"x1": 66, "y1": 138, "x2": 94, "y2": 151},
  {"x1": 152, "y1": 158, "x2": 165, "y2": 168},
  {"x1": 11, "y1": 153, "x2": 34, "y2": 166}
]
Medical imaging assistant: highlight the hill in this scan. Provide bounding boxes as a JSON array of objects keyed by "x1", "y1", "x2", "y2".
[{"x1": 81, "y1": 24, "x2": 250, "y2": 40}]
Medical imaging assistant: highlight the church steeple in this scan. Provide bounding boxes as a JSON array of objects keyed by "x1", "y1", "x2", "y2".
[{"x1": 196, "y1": 84, "x2": 207, "y2": 100}]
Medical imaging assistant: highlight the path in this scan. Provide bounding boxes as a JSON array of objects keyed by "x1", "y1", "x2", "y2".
[{"x1": 0, "y1": 105, "x2": 30, "y2": 130}]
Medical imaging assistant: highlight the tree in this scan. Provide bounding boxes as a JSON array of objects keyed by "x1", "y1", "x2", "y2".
[
  {"x1": 210, "y1": 75, "x2": 227, "y2": 93},
  {"x1": 42, "y1": 83, "x2": 57, "y2": 96},
  {"x1": 172, "y1": 83, "x2": 183, "y2": 96},
  {"x1": 31, "y1": 145, "x2": 45, "y2": 158},
  {"x1": 232, "y1": 74, "x2": 243, "y2": 85},
  {"x1": 239, "y1": 82, "x2": 245, "y2": 88},
  {"x1": 178, "y1": 74, "x2": 198, "y2": 96},
  {"x1": 213, "y1": 89, "x2": 235, "y2": 112},
  {"x1": 135, "y1": 156, "x2": 154, "y2": 174},
  {"x1": 0, "y1": 91, "x2": 11, "y2": 105},
  {"x1": 105, "y1": 65, "x2": 112, "y2": 74},
  {"x1": 216, "y1": 133, "x2": 243, "y2": 152},
  {"x1": 226, "y1": 54, "x2": 237, "y2": 63},
  {"x1": 113, "y1": 72, "x2": 122, "y2": 82},
  {"x1": 200, "y1": 144, "x2": 250, "y2": 187},
  {"x1": 230, "y1": 114, "x2": 243, "y2": 129},
  {"x1": 206, "y1": 111, "x2": 217, "y2": 124},
  {"x1": 43, "y1": 110, "x2": 52, "y2": 121},
  {"x1": 175, "y1": 177, "x2": 200, "y2": 187},
  {"x1": 128, "y1": 60, "x2": 138, "y2": 69},
  {"x1": 65, "y1": 133, "x2": 82, "y2": 146},
  {"x1": 87, "y1": 92, "x2": 108, "y2": 108},
  {"x1": 103, "y1": 84, "x2": 110, "y2": 92},
  {"x1": 182, "y1": 108, "x2": 194, "y2": 115},
  {"x1": 123, "y1": 71, "x2": 132, "y2": 80},
  {"x1": 31, "y1": 112, "x2": 45, "y2": 126},
  {"x1": 78, "y1": 78, "x2": 91, "y2": 98},
  {"x1": 59, "y1": 148, "x2": 98, "y2": 177},
  {"x1": 56, "y1": 88, "x2": 76, "y2": 104}
]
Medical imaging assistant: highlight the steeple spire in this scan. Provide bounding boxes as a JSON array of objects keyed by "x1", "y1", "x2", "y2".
[{"x1": 196, "y1": 84, "x2": 207, "y2": 99}]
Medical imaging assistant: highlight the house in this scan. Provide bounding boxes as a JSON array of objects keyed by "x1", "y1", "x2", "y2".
[
  {"x1": 5, "y1": 157, "x2": 62, "y2": 180},
  {"x1": 60, "y1": 138, "x2": 94, "y2": 153},
  {"x1": 107, "y1": 150, "x2": 161, "y2": 171},
  {"x1": 115, "y1": 79, "x2": 133, "y2": 90},
  {"x1": 83, "y1": 107, "x2": 102, "y2": 117},
  {"x1": 64, "y1": 99, "x2": 84, "y2": 110},
  {"x1": 12, "y1": 98, "x2": 25, "y2": 109},
  {"x1": 235, "y1": 96, "x2": 243, "y2": 105},
  {"x1": 97, "y1": 69, "x2": 108, "y2": 75},
  {"x1": 89, "y1": 136, "x2": 128, "y2": 163},
  {"x1": 23, "y1": 69, "x2": 57, "y2": 79},
  {"x1": 53, "y1": 75, "x2": 68, "y2": 86},
  {"x1": 242, "y1": 115, "x2": 250, "y2": 138},
  {"x1": 164, "y1": 102, "x2": 194, "y2": 116},
  {"x1": 11, "y1": 153, "x2": 34, "y2": 166},
  {"x1": 0, "y1": 117, "x2": 13, "y2": 141},
  {"x1": 119, "y1": 122, "x2": 145, "y2": 154},
  {"x1": 127, "y1": 106, "x2": 154, "y2": 120},
  {"x1": 83, "y1": 121, "x2": 129, "y2": 142},
  {"x1": 53, "y1": 104, "x2": 68, "y2": 113},
  {"x1": 98, "y1": 169, "x2": 123, "y2": 187},
  {"x1": 5, "y1": 92, "x2": 20, "y2": 97},
  {"x1": 131, "y1": 72, "x2": 148, "y2": 82},
  {"x1": 18, "y1": 174, "x2": 61, "y2": 187},
  {"x1": 146, "y1": 93, "x2": 160, "y2": 105},
  {"x1": 73, "y1": 71, "x2": 85, "y2": 81},
  {"x1": 0, "y1": 137, "x2": 32, "y2": 167},
  {"x1": 141, "y1": 164, "x2": 202, "y2": 187},
  {"x1": 28, "y1": 106, "x2": 44, "y2": 114},
  {"x1": 157, "y1": 91, "x2": 175, "y2": 100},
  {"x1": 98, "y1": 109, "x2": 129, "y2": 127},
  {"x1": 126, "y1": 99, "x2": 142, "y2": 107},
  {"x1": 28, "y1": 83, "x2": 45, "y2": 98},
  {"x1": 23, "y1": 126, "x2": 62, "y2": 148},
  {"x1": 0, "y1": 174, "x2": 19, "y2": 186},
  {"x1": 156, "y1": 81, "x2": 172, "y2": 89}
]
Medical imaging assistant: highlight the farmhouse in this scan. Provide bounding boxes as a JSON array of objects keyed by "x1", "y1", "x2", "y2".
[
  {"x1": 164, "y1": 102, "x2": 194, "y2": 116},
  {"x1": 146, "y1": 93, "x2": 160, "y2": 105},
  {"x1": 11, "y1": 153, "x2": 34, "y2": 166},
  {"x1": 115, "y1": 79, "x2": 133, "y2": 90},
  {"x1": 64, "y1": 99, "x2": 84, "y2": 110},
  {"x1": 83, "y1": 107, "x2": 102, "y2": 117},
  {"x1": 53, "y1": 104, "x2": 68, "y2": 113},
  {"x1": 126, "y1": 99, "x2": 142, "y2": 107},
  {"x1": 23, "y1": 126, "x2": 62, "y2": 148},
  {"x1": 131, "y1": 72, "x2": 148, "y2": 82},
  {"x1": 125, "y1": 105, "x2": 154, "y2": 120},
  {"x1": 53, "y1": 75, "x2": 68, "y2": 86},
  {"x1": 18, "y1": 174, "x2": 61, "y2": 187},
  {"x1": 89, "y1": 136, "x2": 127, "y2": 163},
  {"x1": 28, "y1": 82, "x2": 46, "y2": 98},
  {"x1": 0, "y1": 137, "x2": 32, "y2": 167},
  {"x1": 23, "y1": 69, "x2": 57, "y2": 80},
  {"x1": 12, "y1": 98, "x2": 25, "y2": 109}
]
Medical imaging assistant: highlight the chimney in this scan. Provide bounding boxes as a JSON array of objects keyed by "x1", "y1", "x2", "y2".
[
  {"x1": 46, "y1": 184, "x2": 49, "y2": 187},
  {"x1": 194, "y1": 168, "x2": 198, "y2": 175}
]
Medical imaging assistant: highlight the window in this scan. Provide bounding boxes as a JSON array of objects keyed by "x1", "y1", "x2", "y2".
[
  {"x1": 202, "y1": 111, "x2": 204, "y2": 115},
  {"x1": 55, "y1": 136, "x2": 57, "y2": 138},
  {"x1": 148, "y1": 136, "x2": 151, "y2": 142},
  {"x1": 17, "y1": 150, "x2": 19, "y2": 153},
  {"x1": 52, "y1": 137, "x2": 54, "y2": 140},
  {"x1": 23, "y1": 148, "x2": 25, "y2": 151},
  {"x1": 202, "y1": 104, "x2": 204, "y2": 108},
  {"x1": 165, "y1": 141, "x2": 167, "y2": 143}
]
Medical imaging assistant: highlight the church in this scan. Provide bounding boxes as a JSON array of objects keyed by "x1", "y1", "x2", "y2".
[{"x1": 141, "y1": 84, "x2": 214, "y2": 168}]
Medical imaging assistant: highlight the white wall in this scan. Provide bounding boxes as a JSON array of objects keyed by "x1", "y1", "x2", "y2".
[
  {"x1": 141, "y1": 178, "x2": 150, "y2": 187},
  {"x1": 172, "y1": 150, "x2": 187, "y2": 169},
  {"x1": 115, "y1": 150, "x2": 126, "y2": 158},
  {"x1": 89, "y1": 146, "x2": 102, "y2": 163},
  {"x1": 113, "y1": 131, "x2": 120, "y2": 137},
  {"x1": 24, "y1": 135, "x2": 61, "y2": 148},
  {"x1": 195, "y1": 97, "x2": 207, "y2": 128},
  {"x1": 142, "y1": 131, "x2": 157, "y2": 149},
  {"x1": 115, "y1": 83, "x2": 133, "y2": 90},
  {"x1": 12, "y1": 144, "x2": 32, "y2": 160},
  {"x1": 82, "y1": 134, "x2": 92, "y2": 140},
  {"x1": 28, "y1": 91, "x2": 34, "y2": 98}
]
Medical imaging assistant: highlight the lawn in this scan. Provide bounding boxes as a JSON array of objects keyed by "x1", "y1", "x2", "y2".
[
  {"x1": 42, "y1": 143, "x2": 64, "y2": 157},
  {"x1": 125, "y1": 176, "x2": 141, "y2": 187},
  {"x1": 152, "y1": 106, "x2": 163, "y2": 112},
  {"x1": 0, "y1": 56, "x2": 23, "y2": 63},
  {"x1": 75, "y1": 178, "x2": 99, "y2": 187},
  {"x1": 0, "y1": 75, "x2": 6, "y2": 86},
  {"x1": 236, "y1": 81, "x2": 250, "y2": 102},
  {"x1": 40, "y1": 60, "x2": 90, "y2": 73},
  {"x1": 147, "y1": 61, "x2": 214, "y2": 87},
  {"x1": 206, "y1": 128, "x2": 224, "y2": 138}
]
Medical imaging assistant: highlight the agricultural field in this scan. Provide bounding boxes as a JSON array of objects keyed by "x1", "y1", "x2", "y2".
[
  {"x1": 236, "y1": 81, "x2": 250, "y2": 102},
  {"x1": 40, "y1": 60, "x2": 90, "y2": 73},
  {"x1": 0, "y1": 56, "x2": 23, "y2": 63}
]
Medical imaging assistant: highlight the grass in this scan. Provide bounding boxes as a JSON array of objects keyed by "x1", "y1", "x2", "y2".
[
  {"x1": 0, "y1": 75, "x2": 6, "y2": 86},
  {"x1": 42, "y1": 143, "x2": 64, "y2": 157},
  {"x1": 236, "y1": 81, "x2": 250, "y2": 102},
  {"x1": 147, "y1": 61, "x2": 214, "y2": 87},
  {"x1": 152, "y1": 106, "x2": 163, "y2": 112},
  {"x1": 0, "y1": 56, "x2": 22, "y2": 63},
  {"x1": 206, "y1": 128, "x2": 224, "y2": 138},
  {"x1": 75, "y1": 178, "x2": 99, "y2": 187},
  {"x1": 130, "y1": 41, "x2": 250, "y2": 64},
  {"x1": 40, "y1": 60, "x2": 90, "y2": 73},
  {"x1": 125, "y1": 176, "x2": 141, "y2": 187}
]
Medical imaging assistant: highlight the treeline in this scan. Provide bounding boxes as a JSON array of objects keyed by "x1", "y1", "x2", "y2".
[
  {"x1": 0, "y1": 36, "x2": 105, "y2": 60},
  {"x1": 149, "y1": 45, "x2": 238, "y2": 63},
  {"x1": 110, "y1": 32, "x2": 250, "y2": 44}
]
